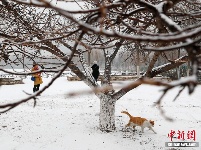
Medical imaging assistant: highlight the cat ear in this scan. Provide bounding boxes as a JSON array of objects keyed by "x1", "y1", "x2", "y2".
[{"x1": 149, "y1": 120, "x2": 154, "y2": 125}]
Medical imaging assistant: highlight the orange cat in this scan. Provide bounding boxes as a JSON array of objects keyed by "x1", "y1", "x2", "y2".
[{"x1": 121, "y1": 111, "x2": 156, "y2": 134}]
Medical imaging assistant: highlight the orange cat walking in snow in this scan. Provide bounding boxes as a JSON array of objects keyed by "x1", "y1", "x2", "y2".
[{"x1": 121, "y1": 111, "x2": 157, "y2": 134}]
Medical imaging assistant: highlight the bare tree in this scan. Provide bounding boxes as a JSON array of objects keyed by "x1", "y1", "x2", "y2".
[{"x1": 0, "y1": 0, "x2": 201, "y2": 132}]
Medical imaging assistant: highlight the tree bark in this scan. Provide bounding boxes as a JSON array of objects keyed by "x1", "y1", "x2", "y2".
[
  {"x1": 145, "y1": 51, "x2": 162, "y2": 77},
  {"x1": 99, "y1": 94, "x2": 116, "y2": 132}
]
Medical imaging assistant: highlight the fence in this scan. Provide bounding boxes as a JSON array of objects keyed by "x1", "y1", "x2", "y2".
[
  {"x1": 0, "y1": 77, "x2": 24, "y2": 85},
  {"x1": 67, "y1": 75, "x2": 172, "y2": 82}
]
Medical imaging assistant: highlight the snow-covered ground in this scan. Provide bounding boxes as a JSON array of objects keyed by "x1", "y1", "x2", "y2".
[{"x1": 0, "y1": 77, "x2": 200, "y2": 150}]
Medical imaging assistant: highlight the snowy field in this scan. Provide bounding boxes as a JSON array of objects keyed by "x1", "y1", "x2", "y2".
[{"x1": 0, "y1": 77, "x2": 201, "y2": 150}]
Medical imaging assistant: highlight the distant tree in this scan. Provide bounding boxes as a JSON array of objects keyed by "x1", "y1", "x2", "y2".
[{"x1": 0, "y1": 0, "x2": 201, "y2": 132}]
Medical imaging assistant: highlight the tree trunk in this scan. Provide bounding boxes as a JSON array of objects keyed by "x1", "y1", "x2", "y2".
[
  {"x1": 99, "y1": 94, "x2": 116, "y2": 132},
  {"x1": 176, "y1": 67, "x2": 180, "y2": 79},
  {"x1": 137, "y1": 65, "x2": 140, "y2": 77},
  {"x1": 187, "y1": 61, "x2": 190, "y2": 76},
  {"x1": 145, "y1": 51, "x2": 162, "y2": 77},
  {"x1": 137, "y1": 49, "x2": 140, "y2": 77}
]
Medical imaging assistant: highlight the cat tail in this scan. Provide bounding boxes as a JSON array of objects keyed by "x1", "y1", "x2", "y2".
[{"x1": 121, "y1": 111, "x2": 132, "y2": 118}]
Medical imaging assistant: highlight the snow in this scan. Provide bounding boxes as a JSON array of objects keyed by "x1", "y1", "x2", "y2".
[
  {"x1": 170, "y1": 75, "x2": 197, "y2": 86},
  {"x1": 0, "y1": 77, "x2": 201, "y2": 150}
]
